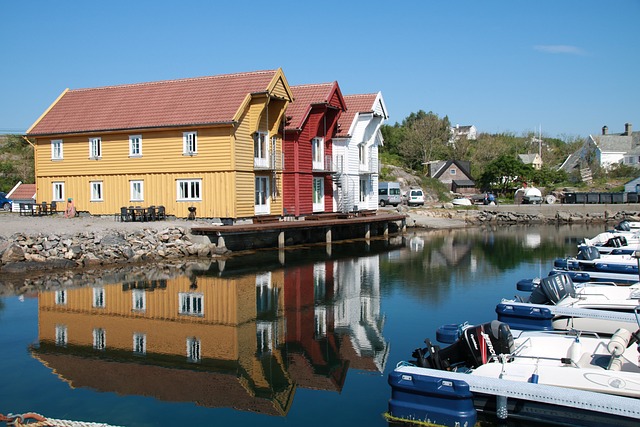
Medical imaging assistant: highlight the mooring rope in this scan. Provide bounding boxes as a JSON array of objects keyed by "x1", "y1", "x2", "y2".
[{"x1": 0, "y1": 412, "x2": 123, "y2": 427}]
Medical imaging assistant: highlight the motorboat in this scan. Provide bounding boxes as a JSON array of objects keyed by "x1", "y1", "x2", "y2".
[
  {"x1": 552, "y1": 245, "x2": 640, "y2": 284},
  {"x1": 498, "y1": 273, "x2": 640, "y2": 334},
  {"x1": 388, "y1": 320, "x2": 640, "y2": 426}
]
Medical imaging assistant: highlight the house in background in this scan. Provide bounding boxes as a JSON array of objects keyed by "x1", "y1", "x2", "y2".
[
  {"x1": 561, "y1": 123, "x2": 638, "y2": 174},
  {"x1": 6, "y1": 181, "x2": 36, "y2": 212},
  {"x1": 332, "y1": 92, "x2": 388, "y2": 212},
  {"x1": 427, "y1": 159, "x2": 476, "y2": 194},
  {"x1": 518, "y1": 153, "x2": 543, "y2": 170},
  {"x1": 25, "y1": 69, "x2": 293, "y2": 220},
  {"x1": 282, "y1": 82, "x2": 346, "y2": 216},
  {"x1": 449, "y1": 124, "x2": 477, "y2": 144}
]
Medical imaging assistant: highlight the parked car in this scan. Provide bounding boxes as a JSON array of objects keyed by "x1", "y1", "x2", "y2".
[
  {"x1": 0, "y1": 192, "x2": 12, "y2": 211},
  {"x1": 378, "y1": 181, "x2": 402, "y2": 207},
  {"x1": 403, "y1": 188, "x2": 425, "y2": 207}
]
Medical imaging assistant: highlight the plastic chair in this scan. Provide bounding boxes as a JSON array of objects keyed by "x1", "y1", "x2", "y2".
[
  {"x1": 146, "y1": 206, "x2": 156, "y2": 221},
  {"x1": 120, "y1": 207, "x2": 131, "y2": 222}
]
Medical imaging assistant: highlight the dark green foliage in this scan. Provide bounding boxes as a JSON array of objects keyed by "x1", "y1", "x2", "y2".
[{"x1": 0, "y1": 134, "x2": 34, "y2": 192}]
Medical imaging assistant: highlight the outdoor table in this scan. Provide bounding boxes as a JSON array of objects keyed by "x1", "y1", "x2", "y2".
[{"x1": 128, "y1": 207, "x2": 147, "y2": 222}]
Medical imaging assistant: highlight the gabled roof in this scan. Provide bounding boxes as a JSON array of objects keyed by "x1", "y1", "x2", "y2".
[
  {"x1": 518, "y1": 153, "x2": 541, "y2": 164},
  {"x1": 7, "y1": 183, "x2": 36, "y2": 200},
  {"x1": 335, "y1": 93, "x2": 387, "y2": 138},
  {"x1": 591, "y1": 128, "x2": 639, "y2": 153},
  {"x1": 432, "y1": 159, "x2": 473, "y2": 180},
  {"x1": 284, "y1": 82, "x2": 346, "y2": 131},
  {"x1": 26, "y1": 69, "x2": 292, "y2": 136}
]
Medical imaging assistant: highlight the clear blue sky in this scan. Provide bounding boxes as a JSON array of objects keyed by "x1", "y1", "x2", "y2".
[{"x1": 1, "y1": 0, "x2": 638, "y2": 139}]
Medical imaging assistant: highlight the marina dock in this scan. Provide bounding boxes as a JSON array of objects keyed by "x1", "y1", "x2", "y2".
[{"x1": 191, "y1": 213, "x2": 407, "y2": 251}]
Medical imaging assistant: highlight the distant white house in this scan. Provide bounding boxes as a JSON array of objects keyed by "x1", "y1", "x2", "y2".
[
  {"x1": 560, "y1": 123, "x2": 638, "y2": 173},
  {"x1": 449, "y1": 124, "x2": 477, "y2": 144}
]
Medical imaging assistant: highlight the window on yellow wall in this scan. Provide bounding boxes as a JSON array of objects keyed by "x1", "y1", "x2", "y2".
[
  {"x1": 177, "y1": 179, "x2": 201, "y2": 201},
  {"x1": 89, "y1": 137, "x2": 102, "y2": 159},
  {"x1": 129, "y1": 135, "x2": 142, "y2": 157},
  {"x1": 130, "y1": 180, "x2": 143, "y2": 202},
  {"x1": 51, "y1": 139, "x2": 63, "y2": 160},
  {"x1": 90, "y1": 181, "x2": 103, "y2": 201},
  {"x1": 183, "y1": 131, "x2": 197, "y2": 155},
  {"x1": 53, "y1": 182, "x2": 64, "y2": 202}
]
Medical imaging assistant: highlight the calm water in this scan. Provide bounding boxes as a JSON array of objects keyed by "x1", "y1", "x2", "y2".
[{"x1": 0, "y1": 224, "x2": 609, "y2": 427}]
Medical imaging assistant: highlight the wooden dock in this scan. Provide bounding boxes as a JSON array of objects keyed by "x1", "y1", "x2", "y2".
[{"x1": 191, "y1": 213, "x2": 407, "y2": 251}]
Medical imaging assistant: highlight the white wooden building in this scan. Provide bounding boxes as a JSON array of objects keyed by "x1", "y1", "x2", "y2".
[{"x1": 332, "y1": 92, "x2": 388, "y2": 212}]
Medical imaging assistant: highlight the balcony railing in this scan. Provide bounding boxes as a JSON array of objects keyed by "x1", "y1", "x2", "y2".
[
  {"x1": 254, "y1": 151, "x2": 284, "y2": 171},
  {"x1": 312, "y1": 155, "x2": 336, "y2": 173}
]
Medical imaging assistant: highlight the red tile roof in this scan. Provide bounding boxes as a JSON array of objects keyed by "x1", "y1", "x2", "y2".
[
  {"x1": 7, "y1": 183, "x2": 36, "y2": 200},
  {"x1": 27, "y1": 70, "x2": 282, "y2": 136},
  {"x1": 335, "y1": 93, "x2": 378, "y2": 138},
  {"x1": 285, "y1": 82, "x2": 340, "y2": 131}
]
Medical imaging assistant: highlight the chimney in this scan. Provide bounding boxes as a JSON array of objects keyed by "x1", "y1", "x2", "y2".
[
  {"x1": 602, "y1": 126, "x2": 608, "y2": 135},
  {"x1": 625, "y1": 122, "x2": 632, "y2": 135}
]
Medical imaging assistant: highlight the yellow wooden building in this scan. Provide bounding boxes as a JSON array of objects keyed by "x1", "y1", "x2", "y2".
[{"x1": 25, "y1": 69, "x2": 293, "y2": 219}]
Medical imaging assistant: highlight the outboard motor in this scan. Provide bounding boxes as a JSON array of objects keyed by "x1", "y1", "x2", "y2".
[
  {"x1": 615, "y1": 220, "x2": 631, "y2": 232},
  {"x1": 577, "y1": 245, "x2": 600, "y2": 260},
  {"x1": 528, "y1": 273, "x2": 575, "y2": 304},
  {"x1": 413, "y1": 321, "x2": 515, "y2": 370}
]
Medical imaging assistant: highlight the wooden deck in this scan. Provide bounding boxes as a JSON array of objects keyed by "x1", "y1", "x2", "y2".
[{"x1": 191, "y1": 213, "x2": 407, "y2": 251}]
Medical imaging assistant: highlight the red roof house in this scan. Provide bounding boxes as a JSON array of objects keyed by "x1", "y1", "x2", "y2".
[{"x1": 282, "y1": 82, "x2": 346, "y2": 216}]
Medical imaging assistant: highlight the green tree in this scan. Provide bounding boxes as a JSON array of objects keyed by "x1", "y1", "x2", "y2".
[
  {"x1": 397, "y1": 110, "x2": 451, "y2": 171},
  {"x1": 478, "y1": 154, "x2": 532, "y2": 193},
  {"x1": 0, "y1": 134, "x2": 34, "y2": 191}
]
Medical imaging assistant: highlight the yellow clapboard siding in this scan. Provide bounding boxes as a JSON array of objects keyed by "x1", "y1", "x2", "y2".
[{"x1": 32, "y1": 78, "x2": 291, "y2": 218}]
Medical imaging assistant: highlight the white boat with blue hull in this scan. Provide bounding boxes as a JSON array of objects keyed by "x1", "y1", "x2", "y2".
[
  {"x1": 388, "y1": 321, "x2": 640, "y2": 427},
  {"x1": 498, "y1": 273, "x2": 640, "y2": 335},
  {"x1": 552, "y1": 245, "x2": 640, "y2": 284}
]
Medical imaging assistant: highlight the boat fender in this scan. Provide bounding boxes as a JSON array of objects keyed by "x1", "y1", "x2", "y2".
[
  {"x1": 608, "y1": 328, "x2": 632, "y2": 356},
  {"x1": 436, "y1": 323, "x2": 461, "y2": 344},
  {"x1": 567, "y1": 336, "x2": 582, "y2": 366}
]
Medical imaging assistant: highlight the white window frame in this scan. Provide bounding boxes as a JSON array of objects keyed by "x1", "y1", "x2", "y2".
[
  {"x1": 89, "y1": 137, "x2": 102, "y2": 159},
  {"x1": 254, "y1": 132, "x2": 269, "y2": 168},
  {"x1": 186, "y1": 337, "x2": 201, "y2": 362},
  {"x1": 179, "y1": 292, "x2": 204, "y2": 316},
  {"x1": 51, "y1": 139, "x2": 63, "y2": 160},
  {"x1": 132, "y1": 289, "x2": 146, "y2": 312},
  {"x1": 312, "y1": 137, "x2": 324, "y2": 170},
  {"x1": 129, "y1": 134, "x2": 142, "y2": 157},
  {"x1": 313, "y1": 177, "x2": 324, "y2": 212},
  {"x1": 92, "y1": 287, "x2": 105, "y2": 308},
  {"x1": 183, "y1": 131, "x2": 197, "y2": 155},
  {"x1": 52, "y1": 182, "x2": 65, "y2": 202},
  {"x1": 130, "y1": 180, "x2": 144, "y2": 202},
  {"x1": 133, "y1": 332, "x2": 146, "y2": 355},
  {"x1": 254, "y1": 176, "x2": 270, "y2": 215},
  {"x1": 359, "y1": 178, "x2": 367, "y2": 203},
  {"x1": 55, "y1": 290, "x2": 67, "y2": 305},
  {"x1": 93, "y1": 328, "x2": 106, "y2": 350},
  {"x1": 359, "y1": 144, "x2": 366, "y2": 166},
  {"x1": 55, "y1": 324, "x2": 67, "y2": 347},
  {"x1": 90, "y1": 181, "x2": 103, "y2": 202},
  {"x1": 176, "y1": 179, "x2": 201, "y2": 201},
  {"x1": 450, "y1": 169, "x2": 457, "y2": 175}
]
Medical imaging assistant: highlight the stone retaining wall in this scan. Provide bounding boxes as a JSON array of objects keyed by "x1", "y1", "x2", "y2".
[{"x1": 0, "y1": 226, "x2": 226, "y2": 275}]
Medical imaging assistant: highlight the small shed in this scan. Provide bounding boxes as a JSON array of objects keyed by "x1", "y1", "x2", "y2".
[
  {"x1": 624, "y1": 176, "x2": 640, "y2": 194},
  {"x1": 6, "y1": 182, "x2": 36, "y2": 213}
]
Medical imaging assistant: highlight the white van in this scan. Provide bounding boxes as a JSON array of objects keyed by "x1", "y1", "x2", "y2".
[
  {"x1": 404, "y1": 188, "x2": 425, "y2": 207},
  {"x1": 378, "y1": 182, "x2": 402, "y2": 207}
]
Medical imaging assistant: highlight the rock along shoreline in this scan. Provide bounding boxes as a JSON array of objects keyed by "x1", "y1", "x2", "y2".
[{"x1": 2, "y1": 206, "x2": 639, "y2": 279}]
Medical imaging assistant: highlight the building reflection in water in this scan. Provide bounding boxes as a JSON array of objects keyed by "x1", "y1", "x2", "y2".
[{"x1": 31, "y1": 243, "x2": 393, "y2": 417}]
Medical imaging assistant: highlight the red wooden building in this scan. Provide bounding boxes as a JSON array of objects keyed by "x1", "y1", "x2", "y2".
[{"x1": 282, "y1": 82, "x2": 347, "y2": 216}]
